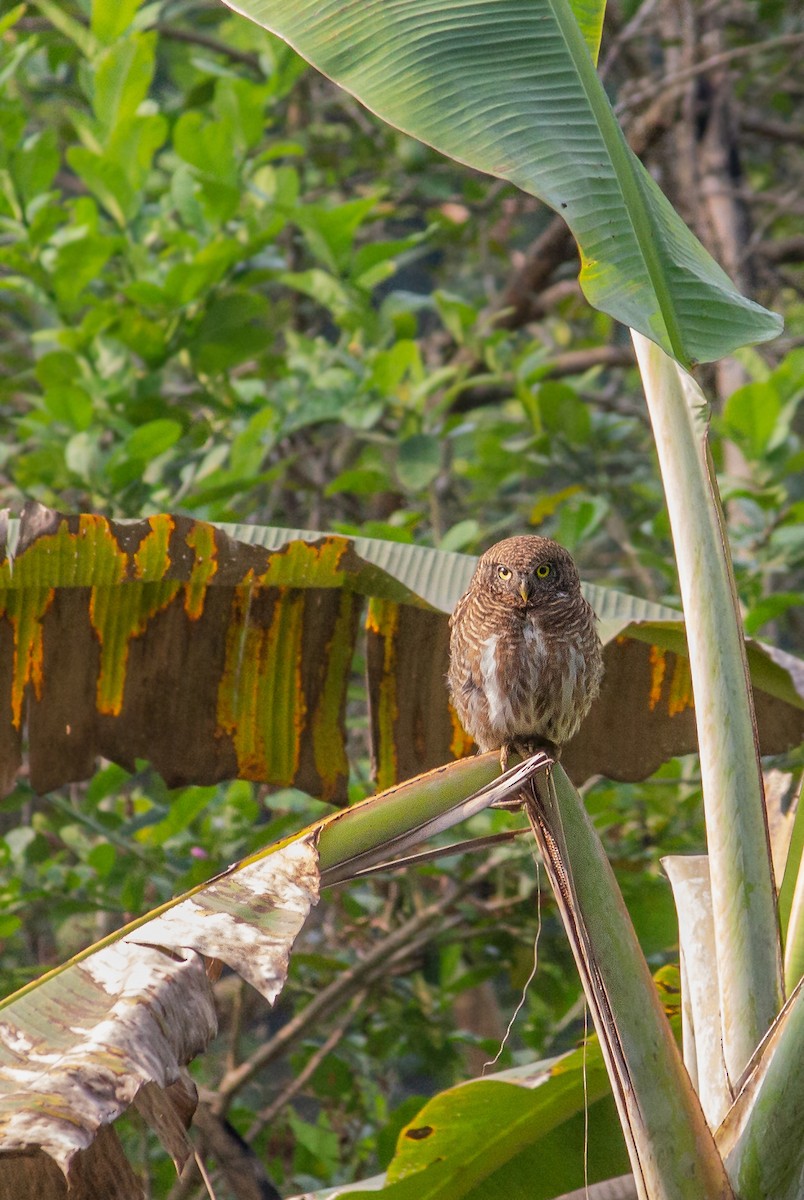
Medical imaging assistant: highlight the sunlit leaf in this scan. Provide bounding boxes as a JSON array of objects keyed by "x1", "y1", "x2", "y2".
[
  {"x1": 220, "y1": 0, "x2": 781, "y2": 363},
  {"x1": 0, "y1": 834, "x2": 319, "y2": 1196}
]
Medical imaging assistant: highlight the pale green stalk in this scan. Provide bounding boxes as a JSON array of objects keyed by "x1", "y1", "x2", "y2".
[
  {"x1": 719, "y1": 983, "x2": 804, "y2": 1200},
  {"x1": 531, "y1": 767, "x2": 733, "y2": 1200},
  {"x1": 662, "y1": 856, "x2": 730, "y2": 1129},
  {"x1": 783, "y1": 857, "x2": 804, "y2": 995},
  {"x1": 779, "y1": 791, "x2": 804, "y2": 995},
  {"x1": 631, "y1": 331, "x2": 783, "y2": 1083}
]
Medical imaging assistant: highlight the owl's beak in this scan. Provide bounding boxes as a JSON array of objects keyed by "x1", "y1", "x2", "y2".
[{"x1": 519, "y1": 581, "x2": 530, "y2": 605}]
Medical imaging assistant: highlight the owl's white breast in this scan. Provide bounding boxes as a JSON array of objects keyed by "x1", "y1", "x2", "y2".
[{"x1": 522, "y1": 621, "x2": 547, "y2": 656}]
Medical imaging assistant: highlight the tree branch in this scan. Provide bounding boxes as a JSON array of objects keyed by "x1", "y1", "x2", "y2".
[
  {"x1": 619, "y1": 33, "x2": 804, "y2": 112},
  {"x1": 153, "y1": 24, "x2": 264, "y2": 74}
]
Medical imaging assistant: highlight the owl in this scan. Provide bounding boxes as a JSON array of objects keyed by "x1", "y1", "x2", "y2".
[{"x1": 448, "y1": 535, "x2": 603, "y2": 762}]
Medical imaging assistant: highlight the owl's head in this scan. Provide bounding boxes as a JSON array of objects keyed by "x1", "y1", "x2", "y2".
[{"x1": 477, "y1": 535, "x2": 581, "y2": 610}]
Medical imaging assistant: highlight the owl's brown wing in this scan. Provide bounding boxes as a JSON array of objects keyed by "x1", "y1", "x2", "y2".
[
  {"x1": 448, "y1": 590, "x2": 497, "y2": 749},
  {"x1": 448, "y1": 591, "x2": 485, "y2": 688}
]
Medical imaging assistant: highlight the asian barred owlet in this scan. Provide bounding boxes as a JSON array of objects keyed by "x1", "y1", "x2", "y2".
[{"x1": 448, "y1": 536, "x2": 603, "y2": 760}]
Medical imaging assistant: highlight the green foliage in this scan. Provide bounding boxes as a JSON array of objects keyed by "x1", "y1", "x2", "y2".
[
  {"x1": 1, "y1": 0, "x2": 669, "y2": 562},
  {"x1": 714, "y1": 349, "x2": 804, "y2": 639},
  {"x1": 0, "y1": 767, "x2": 319, "y2": 990}
]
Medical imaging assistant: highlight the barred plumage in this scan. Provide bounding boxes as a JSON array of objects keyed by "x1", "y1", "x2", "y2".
[{"x1": 448, "y1": 536, "x2": 602, "y2": 759}]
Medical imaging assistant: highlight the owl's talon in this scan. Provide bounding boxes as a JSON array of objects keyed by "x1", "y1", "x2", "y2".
[
  {"x1": 496, "y1": 739, "x2": 555, "y2": 779},
  {"x1": 518, "y1": 737, "x2": 559, "y2": 763}
]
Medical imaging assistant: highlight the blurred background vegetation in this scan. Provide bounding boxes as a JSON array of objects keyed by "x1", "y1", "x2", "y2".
[{"x1": 0, "y1": 0, "x2": 802, "y2": 1195}]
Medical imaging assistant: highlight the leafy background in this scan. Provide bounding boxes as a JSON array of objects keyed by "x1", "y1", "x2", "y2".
[{"x1": 0, "y1": 0, "x2": 802, "y2": 1195}]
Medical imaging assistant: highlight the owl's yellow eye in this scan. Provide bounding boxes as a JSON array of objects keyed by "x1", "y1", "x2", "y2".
[
  {"x1": 497, "y1": 565, "x2": 512, "y2": 581},
  {"x1": 536, "y1": 563, "x2": 552, "y2": 579}
]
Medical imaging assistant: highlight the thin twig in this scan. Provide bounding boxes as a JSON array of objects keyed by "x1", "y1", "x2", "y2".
[
  {"x1": 224, "y1": 980, "x2": 245, "y2": 1076},
  {"x1": 619, "y1": 33, "x2": 804, "y2": 112},
  {"x1": 152, "y1": 24, "x2": 263, "y2": 73},
  {"x1": 599, "y1": 0, "x2": 663, "y2": 80},
  {"x1": 757, "y1": 236, "x2": 804, "y2": 265},
  {"x1": 211, "y1": 858, "x2": 503, "y2": 1111},
  {"x1": 738, "y1": 114, "x2": 804, "y2": 147},
  {"x1": 245, "y1": 990, "x2": 368, "y2": 1140}
]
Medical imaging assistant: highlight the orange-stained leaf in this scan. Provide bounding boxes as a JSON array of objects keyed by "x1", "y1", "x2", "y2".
[{"x1": 0, "y1": 503, "x2": 801, "y2": 803}]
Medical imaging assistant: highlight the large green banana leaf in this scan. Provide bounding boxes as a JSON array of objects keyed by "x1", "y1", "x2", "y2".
[{"x1": 220, "y1": 0, "x2": 781, "y2": 364}]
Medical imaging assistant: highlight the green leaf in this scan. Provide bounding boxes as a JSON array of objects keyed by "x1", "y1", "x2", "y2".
[
  {"x1": 438, "y1": 519, "x2": 480, "y2": 553},
  {"x1": 91, "y1": 0, "x2": 143, "y2": 44},
  {"x1": 52, "y1": 232, "x2": 117, "y2": 309},
  {"x1": 114, "y1": 308, "x2": 169, "y2": 366},
  {"x1": 280, "y1": 268, "x2": 355, "y2": 320},
  {"x1": 136, "y1": 786, "x2": 217, "y2": 847},
  {"x1": 219, "y1": 0, "x2": 782, "y2": 364},
  {"x1": 352, "y1": 233, "x2": 425, "y2": 287},
  {"x1": 294, "y1": 196, "x2": 379, "y2": 273},
  {"x1": 555, "y1": 494, "x2": 608, "y2": 548},
  {"x1": 538, "y1": 381, "x2": 592, "y2": 444},
  {"x1": 126, "y1": 418, "x2": 183, "y2": 460},
  {"x1": 65, "y1": 431, "x2": 104, "y2": 479},
  {"x1": 325, "y1": 468, "x2": 391, "y2": 497},
  {"x1": 720, "y1": 383, "x2": 782, "y2": 460},
  {"x1": 355, "y1": 1017, "x2": 633, "y2": 1199},
  {"x1": 568, "y1": 0, "x2": 605, "y2": 63},
  {"x1": 11, "y1": 129, "x2": 59, "y2": 207},
  {"x1": 396, "y1": 434, "x2": 441, "y2": 490},
  {"x1": 359, "y1": 1086, "x2": 626, "y2": 1200},
  {"x1": 67, "y1": 146, "x2": 134, "y2": 225},
  {"x1": 434, "y1": 290, "x2": 478, "y2": 344},
  {"x1": 173, "y1": 110, "x2": 239, "y2": 186},
  {"x1": 743, "y1": 593, "x2": 802, "y2": 638},
  {"x1": 34, "y1": 350, "x2": 81, "y2": 389},
  {"x1": 163, "y1": 240, "x2": 242, "y2": 305},
  {"x1": 170, "y1": 163, "x2": 206, "y2": 230},
  {"x1": 108, "y1": 111, "x2": 168, "y2": 189},
  {"x1": 42, "y1": 385, "x2": 95, "y2": 431},
  {"x1": 92, "y1": 33, "x2": 157, "y2": 141},
  {"x1": 528, "y1": 484, "x2": 582, "y2": 526},
  {"x1": 87, "y1": 841, "x2": 117, "y2": 876},
  {"x1": 213, "y1": 77, "x2": 274, "y2": 153},
  {"x1": 30, "y1": 0, "x2": 98, "y2": 57},
  {"x1": 779, "y1": 796, "x2": 804, "y2": 948},
  {"x1": 370, "y1": 340, "x2": 422, "y2": 395},
  {"x1": 0, "y1": 5, "x2": 26, "y2": 38},
  {"x1": 189, "y1": 292, "x2": 271, "y2": 373}
]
